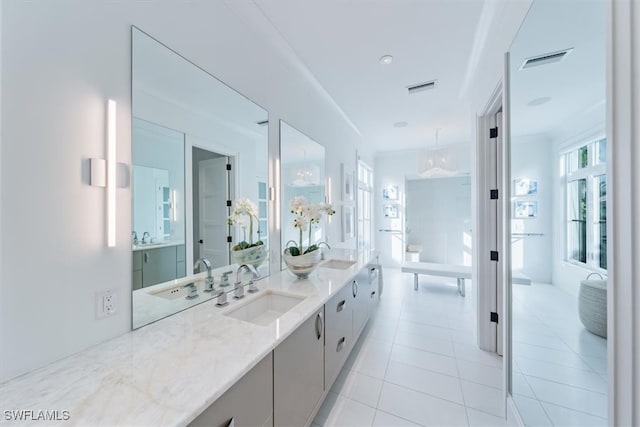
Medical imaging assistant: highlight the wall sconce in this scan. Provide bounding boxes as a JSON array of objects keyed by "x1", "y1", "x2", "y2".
[{"x1": 90, "y1": 99, "x2": 117, "y2": 247}]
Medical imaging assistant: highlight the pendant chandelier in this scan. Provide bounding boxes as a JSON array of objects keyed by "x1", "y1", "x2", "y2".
[{"x1": 419, "y1": 129, "x2": 458, "y2": 178}]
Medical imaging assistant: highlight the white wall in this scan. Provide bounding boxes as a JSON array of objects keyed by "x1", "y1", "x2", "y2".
[
  {"x1": 375, "y1": 145, "x2": 471, "y2": 267},
  {"x1": 406, "y1": 177, "x2": 472, "y2": 265},
  {"x1": 0, "y1": 1, "x2": 368, "y2": 382},
  {"x1": 510, "y1": 134, "x2": 553, "y2": 283}
]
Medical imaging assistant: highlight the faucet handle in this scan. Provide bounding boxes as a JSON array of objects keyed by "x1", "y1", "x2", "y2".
[
  {"x1": 203, "y1": 276, "x2": 215, "y2": 292},
  {"x1": 233, "y1": 282, "x2": 245, "y2": 299},
  {"x1": 182, "y1": 283, "x2": 198, "y2": 300},
  {"x1": 215, "y1": 290, "x2": 228, "y2": 307},
  {"x1": 246, "y1": 279, "x2": 259, "y2": 294}
]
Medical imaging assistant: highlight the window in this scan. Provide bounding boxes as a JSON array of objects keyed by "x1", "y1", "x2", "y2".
[
  {"x1": 357, "y1": 161, "x2": 373, "y2": 251},
  {"x1": 565, "y1": 138, "x2": 606, "y2": 270}
]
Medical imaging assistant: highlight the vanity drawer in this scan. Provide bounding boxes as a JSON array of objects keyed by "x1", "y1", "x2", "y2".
[{"x1": 324, "y1": 285, "x2": 353, "y2": 387}]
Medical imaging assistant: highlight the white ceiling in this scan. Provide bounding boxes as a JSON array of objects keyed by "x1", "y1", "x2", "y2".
[{"x1": 250, "y1": 0, "x2": 487, "y2": 153}]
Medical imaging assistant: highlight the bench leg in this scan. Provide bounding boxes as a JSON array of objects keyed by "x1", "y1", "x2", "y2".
[
  {"x1": 457, "y1": 278, "x2": 466, "y2": 297},
  {"x1": 414, "y1": 274, "x2": 419, "y2": 291}
]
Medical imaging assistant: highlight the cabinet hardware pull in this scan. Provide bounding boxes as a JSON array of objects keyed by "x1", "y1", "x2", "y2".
[
  {"x1": 352, "y1": 280, "x2": 358, "y2": 298},
  {"x1": 316, "y1": 312, "x2": 324, "y2": 340},
  {"x1": 337, "y1": 337, "x2": 346, "y2": 352},
  {"x1": 337, "y1": 300, "x2": 346, "y2": 312},
  {"x1": 144, "y1": 252, "x2": 149, "y2": 263},
  {"x1": 371, "y1": 291, "x2": 376, "y2": 298}
]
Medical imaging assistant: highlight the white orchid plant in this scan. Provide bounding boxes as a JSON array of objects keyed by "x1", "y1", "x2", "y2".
[
  {"x1": 286, "y1": 196, "x2": 335, "y2": 256},
  {"x1": 228, "y1": 198, "x2": 263, "y2": 251}
]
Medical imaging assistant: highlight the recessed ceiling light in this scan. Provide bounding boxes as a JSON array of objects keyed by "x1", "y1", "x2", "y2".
[
  {"x1": 394, "y1": 121, "x2": 408, "y2": 128},
  {"x1": 379, "y1": 55, "x2": 393, "y2": 65},
  {"x1": 527, "y1": 97, "x2": 552, "y2": 106}
]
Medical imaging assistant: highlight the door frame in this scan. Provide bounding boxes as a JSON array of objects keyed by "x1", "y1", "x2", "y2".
[{"x1": 476, "y1": 82, "x2": 504, "y2": 355}]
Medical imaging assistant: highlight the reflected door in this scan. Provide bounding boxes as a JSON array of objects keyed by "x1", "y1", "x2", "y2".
[{"x1": 199, "y1": 156, "x2": 231, "y2": 268}]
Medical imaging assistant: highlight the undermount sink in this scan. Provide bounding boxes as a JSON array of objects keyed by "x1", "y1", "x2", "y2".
[
  {"x1": 224, "y1": 290, "x2": 305, "y2": 326},
  {"x1": 320, "y1": 259, "x2": 357, "y2": 270}
]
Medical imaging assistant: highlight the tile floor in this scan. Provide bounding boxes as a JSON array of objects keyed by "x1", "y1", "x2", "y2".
[
  {"x1": 512, "y1": 282, "x2": 608, "y2": 427},
  {"x1": 312, "y1": 268, "x2": 513, "y2": 427}
]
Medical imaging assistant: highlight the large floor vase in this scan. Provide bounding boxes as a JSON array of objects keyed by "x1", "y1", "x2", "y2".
[{"x1": 283, "y1": 248, "x2": 321, "y2": 279}]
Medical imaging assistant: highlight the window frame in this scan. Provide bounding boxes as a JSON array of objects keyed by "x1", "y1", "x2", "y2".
[{"x1": 564, "y1": 137, "x2": 607, "y2": 272}]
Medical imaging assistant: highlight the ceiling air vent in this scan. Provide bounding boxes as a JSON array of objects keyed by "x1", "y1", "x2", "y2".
[
  {"x1": 407, "y1": 80, "x2": 436, "y2": 94},
  {"x1": 520, "y1": 48, "x2": 573, "y2": 70}
]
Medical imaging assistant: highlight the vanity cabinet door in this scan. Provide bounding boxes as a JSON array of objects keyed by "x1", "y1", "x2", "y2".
[
  {"x1": 352, "y1": 270, "x2": 371, "y2": 340},
  {"x1": 274, "y1": 308, "x2": 325, "y2": 427},
  {"x1": 132, "y1": 251, "x2": 143, "y2": 290},
  {"x1": 142, "y1": 246, "x2": 177, "y2": 287},
  {"x1": 324, "y1": 285, "x2": 352, "y2": 388},
  {"x1": 190, "y1": 353, "x2": 273, "y2": 427}
]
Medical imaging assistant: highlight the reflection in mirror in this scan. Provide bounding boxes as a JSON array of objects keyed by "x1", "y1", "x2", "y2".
[
  {"x1": 279, "y1": 121, "x2": 326, "y2": 270},
  {"x1": 132, "y1": 27, "x2": 269, "y2": 329},
  {"x1": 132, "y1": 118, "x2": 186, "y2": 289},
  {"x1": 508, "y1": 1, "x2": 607, "y2": 425}
]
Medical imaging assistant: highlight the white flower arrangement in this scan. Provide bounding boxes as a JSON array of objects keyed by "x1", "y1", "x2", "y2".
[
  {"x1": 287, "y1": 196, "x2": 335, "y2": 256},
  {"x1": 228, "y1": 198, "x2": 263, "y2": 250}
]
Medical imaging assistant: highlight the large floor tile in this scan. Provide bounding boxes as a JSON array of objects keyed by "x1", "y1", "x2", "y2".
[
  {"x1": 526, "y1": 376, "x2": 607, "y2": 418},
  {"x1": 385, "y1": 360, "x2": 464, "y2": 404},
  {"x1": 372, "y1": 410, "x2": 423, "y2": 427},
  {"x1": 541, "y1": 402, "x2": 607, "y2": 427},
  {"x1": 453, "y1": 342, "x2": 503, "y2": 368},
  {"x1": 457, "y1": 359, "x2": 502, "y2": 389},
  {"x1": 394, "y1": 331, "x2": 455, "y2": 358},
  {"x1": 515, "y1": 357, "x2": 607, "y2": 393},
  {"x1": 466, "y1": 407, "x2": 513, "y2": 427},
  {"x1": 512, "y1": 394, "x2": 552, "y2": 427},
  {"x1": 512, "y1": 373, "x2": 536, "y2": 398},
  {"x1": 396, "y1": 319, "x2": 452, "y2": 341},
  {"x1": 390, "y1": 344, "x2": 459, "y2": 377},
  {"x1": 512, "y1": 342, "x2": 594, "y2": 371},
  {"x1": 314, "y1": 392, "x2": 377, "y2": 427},
  {"x1": 378, "y1": 383, "x2": 469, "y2": 427},
  {"x1": 332, "y1": 369, "x2": 383, "y2": 408},
  {"x1": 460, "y1": 380, "x2": 504, "y2": 417}
]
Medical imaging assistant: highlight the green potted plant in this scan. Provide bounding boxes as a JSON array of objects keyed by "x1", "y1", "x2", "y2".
[
  {"x1": 228, "y1": 198, "x2": 267, "y2": 268},
  {"x1": 283, "y1": 196, "x2": 335, "y2": 278}
]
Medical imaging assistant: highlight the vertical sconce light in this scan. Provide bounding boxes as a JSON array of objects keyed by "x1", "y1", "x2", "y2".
[
  {"x1": 107, "y1": 100, "x2": 117, "y2": 247},
  {"x1": 172, "y1": 190, "x2": 178, "y2": 221},
  {"x1": 90, "y1": 99, "x2": 117, "y2": 247}
]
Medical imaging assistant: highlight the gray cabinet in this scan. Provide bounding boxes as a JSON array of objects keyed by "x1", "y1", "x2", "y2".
[
  {"x1": 274, "y1": 308, "x2": 325, "y2": 427},
  {"x1": 132, "y1": 244, "x2": 186, "y2": 288},
  {"x1": 325, "y1": 284, "x2": 353, "y2": 388},
  {"x1": 189, "y1": 352, "x2": 273, "y2": 427},
  {"x1": 352, "y1": 272, "x2": 371, "y2": 339}
]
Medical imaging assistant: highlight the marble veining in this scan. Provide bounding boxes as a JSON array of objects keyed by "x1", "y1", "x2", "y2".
[{"x1": 0, "y1": 250, "x2": 377, "y2": 426}]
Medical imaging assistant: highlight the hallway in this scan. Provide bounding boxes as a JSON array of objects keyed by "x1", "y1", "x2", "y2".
[{"x1": 313, "y1": 268, "x2": 509, "y2": 427}]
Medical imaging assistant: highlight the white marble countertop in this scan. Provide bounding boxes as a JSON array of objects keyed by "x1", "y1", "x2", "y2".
[
  {"x1": 0, "y1": 250, "x2": 378, "y2": 426},
  {"x1": 132, "y1": 240, "x2": 185, "y2": 252}
]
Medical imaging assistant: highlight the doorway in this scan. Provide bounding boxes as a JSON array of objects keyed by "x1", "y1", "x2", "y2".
[{"x1": 192, "y1": 147, "x2": 233, "y2": 269}]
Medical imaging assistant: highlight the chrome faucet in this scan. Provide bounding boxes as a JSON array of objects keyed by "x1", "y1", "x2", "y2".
[
  {"x1": 234, "y1": 264, "x2": 260, "y2": 299},
  {"x1": 182, "y1": 283, "x2": 198, "y2": 300},
  {"x1": 318, "y1": 242, "x2": 331, "y2": 260},
  {"x1": 141, "y1": 232, "x2": 151, "y2": 244},
  {"x1": 194, "y1": 258, "x2": 215, "y2": 292},
  {"x1": 132, "y1": 231, "x2": 139, "y2": 245}
]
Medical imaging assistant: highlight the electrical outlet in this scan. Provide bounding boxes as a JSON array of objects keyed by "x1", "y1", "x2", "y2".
[{"x1": 96, "y1": 290, "x2": 117, "y2": 319}]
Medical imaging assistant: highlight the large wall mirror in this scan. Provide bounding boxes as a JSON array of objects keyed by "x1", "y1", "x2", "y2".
[
  {"x1": 279, "y1": 121, "x2": 326, "y2": 270},
  {"x1": 507, "y1": 1, "x2": 607, "y2": 425},
  {"x1": 132, "y1": 27, "x2": 269, "y2": 329}
]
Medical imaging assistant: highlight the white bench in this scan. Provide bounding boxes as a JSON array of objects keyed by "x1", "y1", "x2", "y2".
[{"x1": 401, "y1": 262, "x2": 532, "y2": 296}]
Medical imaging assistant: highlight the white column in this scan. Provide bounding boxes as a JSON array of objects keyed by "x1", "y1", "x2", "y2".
[{"x1": 607, "y1": 0, "x2": 639, "y2": 425}]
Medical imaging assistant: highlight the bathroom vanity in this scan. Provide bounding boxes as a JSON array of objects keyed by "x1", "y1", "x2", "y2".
[{"x1": 0, "y1": 250, "x2": 380, "y2": 427}]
